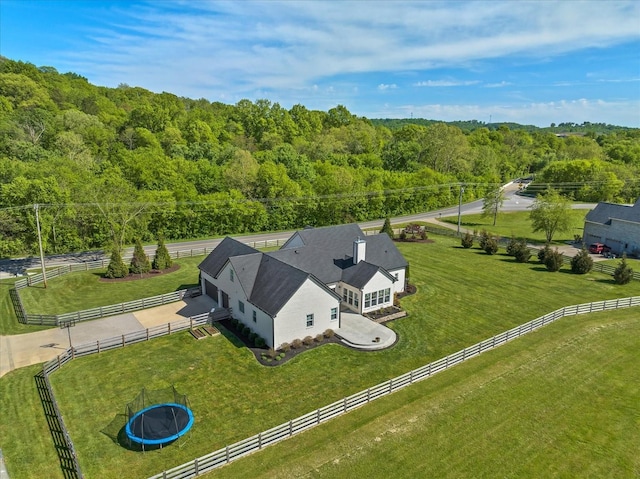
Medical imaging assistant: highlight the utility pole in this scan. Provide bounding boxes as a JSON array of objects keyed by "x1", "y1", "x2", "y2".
[
  {"x1": 34, "y1": 204, "x2": 47, "y2": 288},
  {"x1": 457, "y1": 185, "x2": 465, "y2": 235}
]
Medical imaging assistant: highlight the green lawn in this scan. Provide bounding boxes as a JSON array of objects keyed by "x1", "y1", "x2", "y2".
[
  {"x1": 0, "y1": 278, "x2": 52, "y2": 335},
  {"x1": 208, "y1": 307, "x2": 640, "y2": 479},
  {"x1": 17, "y1": 257, "x2": 202, "y2": 315},
  {"x1": 0, "y1": 236, "x2": 636, "y2": 478},
  {"x1": 439, "y1": 209, "x2": 588, "y2": 244}
]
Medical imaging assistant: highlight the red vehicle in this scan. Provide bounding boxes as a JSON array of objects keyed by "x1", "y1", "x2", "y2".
[{"x1": 588, "y1": 243, "x2": 611, "y2": 254}]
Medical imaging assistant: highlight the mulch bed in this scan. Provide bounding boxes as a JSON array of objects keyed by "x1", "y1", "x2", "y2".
[
  {"x1": 98, "y1": 264, "x2": 181, "y2": 282},
  {"x1": 217, "y1": 318, "x2": 342, "y2": 367}
]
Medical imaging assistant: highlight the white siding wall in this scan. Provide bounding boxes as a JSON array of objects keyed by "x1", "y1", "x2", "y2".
[
  {"x1": 273, "y1": 279, "x2": 340, "y2": 348},
  {"x1": 361, "y1": 271, "x2": 396, "y2": 313},
  {"x1": 388, "y1": 267, "x2": 406, "y2": 294}
]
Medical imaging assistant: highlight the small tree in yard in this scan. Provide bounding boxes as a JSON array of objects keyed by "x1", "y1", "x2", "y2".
[
  {"x1": 529, "y1": 188, "x2": 572, "y2": 243},
  {"x1": 105, "y1": 246, "x2": 128, "y2": 278},
  {"x1": 380, "y1": 217, "x2": 394, "y2": 239},
  {"x1": 130, "y1": 238, "x2": 151, "y2": 274},
  {"x1": 544, "y1": 247, "x2": 564, "y2": 272},
  {"x1": 482, "y1": 186, "x2": 505, "y2": 226},
  {"x1": 153, "y1": 237, "x2": 172, "y2": 270},
  {"x1": 461, "y1": 232, "x2": 474, "y2": 248},
  {"x1": 484, "y1": 236, "x2": 499, "y2": 255},
  {"x1": 613, "y1": 254, "x2": 633, "y2": 285},
  {"x1": 571, "y1": 247, "x2": 593, "y2": 274}
]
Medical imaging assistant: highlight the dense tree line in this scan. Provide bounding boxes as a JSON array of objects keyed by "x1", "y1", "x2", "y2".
[{"x1": 1, "y1": 58, "x2": 638, "y2": 258}]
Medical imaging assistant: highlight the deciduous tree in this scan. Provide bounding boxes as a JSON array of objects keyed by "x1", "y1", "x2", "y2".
[{"x1": 529, "y1": 189, "x2": 572, "y2": 243}]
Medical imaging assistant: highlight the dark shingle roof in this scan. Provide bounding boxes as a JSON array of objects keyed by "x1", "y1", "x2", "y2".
[
  {"x1": 340, "y1": 261, "x2": 395, "y2": 289},
  {"x1": 198, "y1": 237, "x2": 258, "y2": 278},
  {"x1": 269, "y1": 223, "x2": 407, "y2": 284},
  {"x1": 246, "y1": 255, "x2": 315, "y2": 317},
  {"x1": 585, "y1": 199, "x2": 640, "y2": 225}
]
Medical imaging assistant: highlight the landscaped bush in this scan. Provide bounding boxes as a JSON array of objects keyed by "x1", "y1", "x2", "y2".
[
  {"x1": 399, "y1": 230, "x2": 407, "y2": 240},
  {"x1": 279, "y1": 342, "x2": 291, "y2": 352},
  {"x1": 267, "y1": 348, "x2": 277, "y2": 359},
  {"x1": 484, "y1": 237, "x2": 498, "y2": 255},
  {"x1": 506, "y1": 238, "x2": 531, "y2": 263},
  {"x1": 130, "y1": 238, "x2": 151, "y2": 275},
  {"x1": 249, "y1": 332, "x2": 257, "y2": 343},
  {"x1": 291, "y1": 338, "x2": 303, "y2": 349},
  {"x1": 242, "y1": 326, "x2": 251, "y2": 337},
  {"x1": 514, "y1": 245, "x2": 532, "y2": 263},
  {"x1": 229, "y1": 318, "x2": 238, "y2": 328},
  {"x1": 613, "y1": 254, "x2": 633, "y2": 285},
  {"x1": 380, "y1": 217, "x2": 394, "y2": 239},
  {"x1": 315, "y1": 334, "x2": 324, "y2": 342},
  {"x1": 302, "y1": 336, "x2": 314, "y2": 346},
  {"x1": 538, "y1": 245, "x2": 551, "y2": 263},
  {"x1": 478, "y1": 229, "x2": 490, "y2": 250},
  {"x1": 323, "y1": 329, "x2": 335, "y2": 338},
  {"x1": 420, "y1": 230, "x2": 428, "y2": 240},
  {"x1": 104, "y1": 247, "x2": 128, "y2": 279},
  {"x1": 461, "y1": 232, "x2": 473, "y2": 248},
  {"x1": 570, "y1": 247, "x2": 593, "y2": 274},
  {"x1": 254, "y1": 336, "x2": 265, "y2": 348},
  {"x1": 544, "y1": 247, "x2": 564, "y2": 272},
  {"x1": 152, "y1": 237, "x2": 173, "y2": 270}
]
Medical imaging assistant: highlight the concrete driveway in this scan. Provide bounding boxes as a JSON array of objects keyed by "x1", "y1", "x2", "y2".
[{"x1": 0, "y1": 295, "x2": 215, "y2": 378}]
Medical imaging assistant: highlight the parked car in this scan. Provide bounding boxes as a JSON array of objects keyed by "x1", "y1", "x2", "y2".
[{"x1": 588, "y1": 243, "x2": 611, "y2": 254}]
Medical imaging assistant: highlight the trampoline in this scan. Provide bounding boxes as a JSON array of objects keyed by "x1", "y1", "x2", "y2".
[
  {"x1": 125, "y1": 403, "x2": 194, "y2": 446},
  {"x1": 123, "y1": 386, "x2": 194, "y2": 450}
]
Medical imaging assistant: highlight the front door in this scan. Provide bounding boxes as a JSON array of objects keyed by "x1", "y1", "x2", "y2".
[{"x1": 222, "y1": 291, "x2": 229, "y2": 308}]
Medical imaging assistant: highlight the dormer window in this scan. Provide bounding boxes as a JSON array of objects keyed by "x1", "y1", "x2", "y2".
[{"x1": 230, "y1": 269, "x2": 234, "y2": 282}]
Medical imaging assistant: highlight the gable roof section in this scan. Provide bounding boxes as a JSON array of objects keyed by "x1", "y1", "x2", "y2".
[
  {"x1": 246, "y1": 255, "x2": 339, "y2": 317},
  {"x1": 340, "y1": 261, "x2": 395, "y2": 289},
  {"x1": 271, "y1": 223, "x2": 408, "y2": 285},
  {"x1": 198, "y1": 237, "x2": 258, "y2": 278},
  {"x1": 585, "y1": 199, "x2": 640, "y2": 226}
]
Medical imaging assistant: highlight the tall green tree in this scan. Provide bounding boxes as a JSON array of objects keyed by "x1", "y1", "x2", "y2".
[
  {"x1": 529, "y1": 189, "x2": 572, "y2": 243},
  {"x1": 380, "y1": 218, "x2": 394, "y2": 239},
  {"x1": 104, "y1": 246, "x2": 128, "y2": 278},
  {"x1": 152, "y1": 237, "x2": 172, "y2": 270},
  {"x1": 482, "y1": 186, "x2": 505, "y2": 226}
]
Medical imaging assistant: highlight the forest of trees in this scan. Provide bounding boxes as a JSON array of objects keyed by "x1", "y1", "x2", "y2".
[{"x1": 1, "y1": 57, "x2": 639, "y2": 258}]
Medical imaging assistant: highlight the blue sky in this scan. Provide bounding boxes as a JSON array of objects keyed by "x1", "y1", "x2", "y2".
[{"x1": 2, "y1": 0, "x2": 639, "y2": 127}]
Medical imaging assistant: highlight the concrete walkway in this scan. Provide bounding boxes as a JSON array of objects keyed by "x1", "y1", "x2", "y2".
[
  {"x1": 336, "y1": 311, "x2": 397, "y2": 350},
  {"x1": 0, "y1": 295, "x2": 215, "y2": 378}
]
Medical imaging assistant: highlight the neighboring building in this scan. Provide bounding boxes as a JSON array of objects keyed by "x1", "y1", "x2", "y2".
[
  {"x1": 198, "y1": 224, "x2": 408, "y2": 349},
  {"x1": 582, "y1": 198, "x2": 640, "y2": 256}
]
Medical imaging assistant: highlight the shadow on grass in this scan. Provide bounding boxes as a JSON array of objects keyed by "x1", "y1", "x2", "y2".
[
  {"x1": 34, "y1": 372, "x2": 82, "y2": 479},
  {"x1": 101, "y1": 414, "x2": 173, "y2": 452}
]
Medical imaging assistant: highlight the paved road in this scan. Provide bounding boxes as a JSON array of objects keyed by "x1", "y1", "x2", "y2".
[{"x1": 4, "y1": 182, "x2": 577, "y2": 278}]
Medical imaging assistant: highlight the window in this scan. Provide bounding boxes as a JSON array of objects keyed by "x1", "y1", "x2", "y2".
[
  {"x1": 354, "y1": 293, "x2": 359, "y2": 307},
  {"x1": 348, "y1": 290, "x2": 353, "y2": 305},
  {"x1": 230, "y1": 269, "x2": 234, "y2": 282},
  {"x1": 252, "y1": 310, "x2": 257, "y2": 323},
  {"x1": 371, "y1": 292, "x2": 378, "y2": 307},
  {"x1": 343, "y1": 289, "x2": 348, "y2": 301},
  {"x1": 364, "y1": 293, "x2": 371, "y2": 308},
  {"x1": 330, "y1": 307, "x2": 338, "y2": 321},
  {"x1": 238, "y1": 300, "x2": 245, "y2": 313},
  {"x1": 394, "y1": 273, "x2": 399, "y2": 281},
  {"x1": 378, "y1": 290, "x2": 384, "y2": 304},
  {"x1": 306, "y1": 314, "x2": 314, "y2": 327},
  {"x1": 384, "y1": 288, "x2": 390, "y2": 303}
]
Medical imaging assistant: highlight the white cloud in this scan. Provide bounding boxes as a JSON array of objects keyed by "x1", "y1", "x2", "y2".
[
  {"x1": 413, "y1": 80, "x2": 480, "y2": 87},
  {"x1": 378, "y1": 84, "x2": 398, "y2": 90},
  {"x1": 61, "y1": 0, "x2": 640, "y2": 96},
  {"x1": 484, "y1": 81, "x2": 511, "y2": 88},
  {"x1": 371, "y1": 98, "x2": 640, "y2": 127}
]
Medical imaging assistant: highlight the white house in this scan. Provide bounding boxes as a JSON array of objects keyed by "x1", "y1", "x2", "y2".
[
  {"x1": 583, "y1": 197, "x2": 640, "y2": 256},
  {"x1": 198, "y1": 224, "x2": 408, "y2": 349}
]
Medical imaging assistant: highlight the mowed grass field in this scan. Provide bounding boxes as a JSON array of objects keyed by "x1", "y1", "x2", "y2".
[
  {"x1": 208, "y1": 307, "x2": 640, "y2": 479},
  {"x1": 439, "y1": 209, "x2": 588, "y2": 244},
  {"x1": 0, "y1": 235, "x2": 638, "y2": 478},
  {"x1": 17, "y1": 257, "x2": 203, "y2": 315}
]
